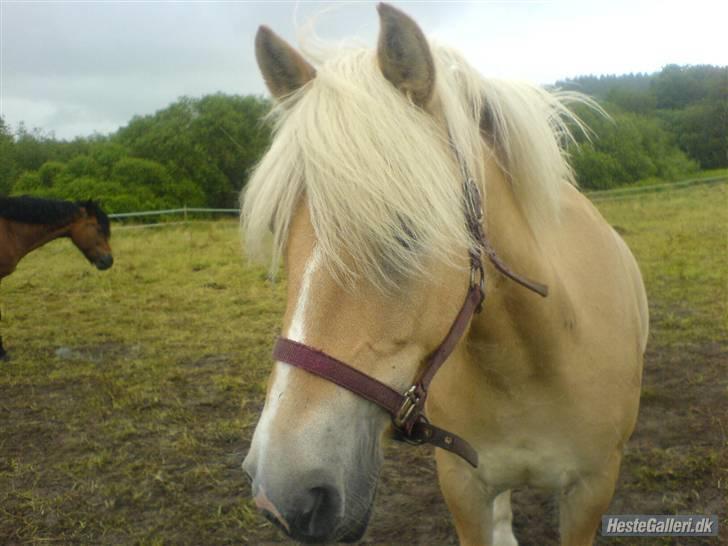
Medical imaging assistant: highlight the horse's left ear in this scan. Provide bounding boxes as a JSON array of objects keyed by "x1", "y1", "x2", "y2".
[{"x1": 376, "y1": 3, "x2": 435, "y2": 107}]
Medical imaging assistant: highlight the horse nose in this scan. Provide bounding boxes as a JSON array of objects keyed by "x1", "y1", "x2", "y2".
[{"x1": 96, "y1": 254, "x2": 113, "y2": 270}]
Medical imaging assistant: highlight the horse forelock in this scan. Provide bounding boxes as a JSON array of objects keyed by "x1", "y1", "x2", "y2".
[{"x1": 242, "y1": 39, "x2": 595, "y2": 291}]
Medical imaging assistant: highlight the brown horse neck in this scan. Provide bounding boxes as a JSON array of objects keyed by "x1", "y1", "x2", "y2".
[{"x1": 5, "y1": 219, "x2": 73, "y2": 262}]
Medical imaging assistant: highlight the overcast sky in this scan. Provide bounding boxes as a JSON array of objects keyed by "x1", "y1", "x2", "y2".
[{"x1": 1, "y1": 1, "x2": 725, "y2": 140}]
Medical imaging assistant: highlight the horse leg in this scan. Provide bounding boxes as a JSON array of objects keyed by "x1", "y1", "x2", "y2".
[
  {"x1": 435, "y1": 451, "x2": 498, "y2": 546},
  {"x1": 0, "y1": 305, "x2": 6, "y2": 360},
  {"x1": 492, "y1": 490, "x2": 518, "y2": 546},
  {"x1": 0, "y1": 284, "x2": 6, "y2": 360},
  {"x1": 558, "y1": 450, "x2": 622, "y2": 546}
]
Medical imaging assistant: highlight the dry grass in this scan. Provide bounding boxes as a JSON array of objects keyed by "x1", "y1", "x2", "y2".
[{"x1": 0, "y1": 183, "x2": 725, "y2": 545}]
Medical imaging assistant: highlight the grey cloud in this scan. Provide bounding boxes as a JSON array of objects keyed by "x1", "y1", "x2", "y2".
[{"x1": 2, "y1": 1, "x2": 455, "y2": 139}]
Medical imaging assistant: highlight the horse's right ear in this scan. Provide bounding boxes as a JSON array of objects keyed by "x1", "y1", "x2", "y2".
[{"x1": 255, "y1": 26, "x2": 316, "y2": 100}]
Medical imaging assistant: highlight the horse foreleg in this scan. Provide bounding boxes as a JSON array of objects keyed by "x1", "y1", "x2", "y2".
[
  {"x1": 558, "y1": 450, "x2": 622, "y2": 546},
  {"x1": 0, "y1": 282, "x2": 8, "y2": 360},
  {"x1": 436, "y1": 451, "x2": 505, "y2": 546},
  {"x1": 492, "y1": 490, "x2": 518, "y2": 546},
  {"x1": 0, "y1": 293, "x2": 6, "y2": 361}
]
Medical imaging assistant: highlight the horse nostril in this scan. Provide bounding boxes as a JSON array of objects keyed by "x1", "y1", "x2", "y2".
[
  {"x1": 248, "y1": 475, "x2": 342, "y2": 541},
  {"x1": 294, "y1": 486, "x2": 338, "y2": 538},
  {"x1": 297, "y1": 487, "x2": 323, "y2": 533}
]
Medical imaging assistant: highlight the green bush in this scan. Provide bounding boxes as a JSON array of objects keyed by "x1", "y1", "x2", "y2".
[
  {"x1": 64, "y1": 155, "x2": 103, "y2": 180},
  {"x1": 47, "y1": 176, "x2": 165, "y2": 214},
  {"x1": 111, "y1": 157, "x2": 206, "y2": 207},
  {"x1": 570, "y1": 147, "x2": 625, "y2": 189},
  {"x1": 38, "y1": 161, "x2": 66, "y2": 188},
  {"x1": 570, "y1": 105, "x2": 696, "y2": 188},
  {"x1": 90, "y1": 142, "x2": 129, "y2": 178},
  {"x1": 12, "y1": 171, "x2": 46, "y2": 194}
]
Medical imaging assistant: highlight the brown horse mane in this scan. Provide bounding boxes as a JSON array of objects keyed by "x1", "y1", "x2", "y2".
[{"x1": 0, "y1": 196, "x2": 110, "y2": 237}]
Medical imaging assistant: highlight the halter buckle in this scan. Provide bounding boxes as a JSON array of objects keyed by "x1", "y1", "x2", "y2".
[{"x1": 393, "y1": 385, "x2": 421, "y2": 429}]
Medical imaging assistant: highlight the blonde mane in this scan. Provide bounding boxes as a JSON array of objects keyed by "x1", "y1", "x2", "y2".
[{"x1": 242, "y1": 41, "x2": 592, "y2": 290}]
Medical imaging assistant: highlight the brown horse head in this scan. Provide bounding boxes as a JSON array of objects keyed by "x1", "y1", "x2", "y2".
[{"x1": 68, "y1": 200, "x2": 113, "y2": 270}]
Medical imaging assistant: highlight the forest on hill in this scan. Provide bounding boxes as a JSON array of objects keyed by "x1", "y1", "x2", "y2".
[
  {"x1": 558, "y1": 64, "x2": 726, "y2": 189},
  {"x1": 0, "y1": 64, "x2": 725, "y2": 212}
]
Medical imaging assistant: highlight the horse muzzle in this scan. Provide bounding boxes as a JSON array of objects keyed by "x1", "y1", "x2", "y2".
[
  {"x1": 243, "y1": 454, "x2": 373, "y2": 544},
  {"x1": 247, "y1": 477, "x2": 343, "y2": 543},
  {"x1": 95, "y1": 254, "x2": 114, "y2": 270}
]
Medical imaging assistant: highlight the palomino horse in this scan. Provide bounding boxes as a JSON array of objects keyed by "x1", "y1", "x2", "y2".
[
  {"x1": 242, "y1": 4, "x2": 648, "y2": 545},
  {"x1": 0, "y1": 196, "x2": 113, "y2": 358}
]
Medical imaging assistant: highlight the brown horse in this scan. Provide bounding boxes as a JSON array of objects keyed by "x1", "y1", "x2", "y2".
[
  {"x1": 242, "y1": 4, "x2": 648, "y2": 545},
  {"x1": 0, "y1": 196, "x2": 113, "y2": 359}
]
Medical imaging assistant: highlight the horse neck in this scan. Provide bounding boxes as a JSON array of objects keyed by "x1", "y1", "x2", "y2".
[{"x1": 8, "y1": 220, "x2": 72, "y2": 259}]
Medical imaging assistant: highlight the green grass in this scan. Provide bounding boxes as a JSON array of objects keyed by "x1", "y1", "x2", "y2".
[
  {"x1": 1, "y1": 184, "x2": 726, "y2": 544},
  {"x1": 594, "y1": 183, "x2": 727, "y2": 545},
  {"x1": 597, "y1": 183, "x2": 727, "y2": 345}
]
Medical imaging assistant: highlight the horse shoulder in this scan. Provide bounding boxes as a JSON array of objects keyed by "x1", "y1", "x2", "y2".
[{"x1": 552, "y1": 186, "x2": 646, "y2": 329}]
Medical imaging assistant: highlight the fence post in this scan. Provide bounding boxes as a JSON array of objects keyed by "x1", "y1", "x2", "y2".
[{"x1": 184, "y1": 204, "x2": 188, "y2": 225}]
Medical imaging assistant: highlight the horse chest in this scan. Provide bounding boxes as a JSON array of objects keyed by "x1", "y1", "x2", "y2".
[
  {"x1": 476, "y1": 441, "x2": 582, "y2": 492},
  {"x1": 0, "y1": 257, "x2": 18, "y2": 279},
  {"x1": 430, "y1": 360, "x2": 592, "y2": 493}
]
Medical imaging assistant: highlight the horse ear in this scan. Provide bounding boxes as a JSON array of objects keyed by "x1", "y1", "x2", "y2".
[
  {"x1": 376, "y1": 3, "x2": 435, "y2": 107},
  {"x1": 255, "y1": 26, "x2": 316, "y2": 100}
]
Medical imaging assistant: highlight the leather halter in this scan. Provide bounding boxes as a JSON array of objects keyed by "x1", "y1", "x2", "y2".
[{"x1": 272, "y1": 152, "x2": 548, "y2": 468}]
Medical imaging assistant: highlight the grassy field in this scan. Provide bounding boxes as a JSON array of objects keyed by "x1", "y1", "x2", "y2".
[{"x1": 0, "y1": 183, "x2": 726, "y2": 545}]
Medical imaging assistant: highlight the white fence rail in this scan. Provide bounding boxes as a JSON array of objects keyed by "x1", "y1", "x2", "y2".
[
  {"x1": 109, "y1": 206, "x2": 240, "y2": 230},
  {"x1": 585, "y1": 175, "x2": 726, "y2": 202},
  {"x1": 108, "y1": 176, "x2": 727, "y2": 228},
  {"x1": 109, "y1": 207, "x2": 239, "y2": 219}
]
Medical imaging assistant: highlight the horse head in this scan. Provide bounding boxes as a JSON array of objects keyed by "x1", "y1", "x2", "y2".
[
  {"x1": 69, "y1": 200, "x2": 113, "y2": 271},
  {"x1": 242, "y1": 4, "x2": 475, "y2": 542}
]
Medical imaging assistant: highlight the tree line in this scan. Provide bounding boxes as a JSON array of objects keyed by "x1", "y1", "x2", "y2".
[
  {"x1": 559, "y1": 64, "x2": 726, "y2": 189},
  {"x1": 0, "y1": 94, "x2": 271, "y2": 213},
  {"x1": 0, "y1": 64, "x2": 725, "y2": 211}
]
